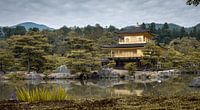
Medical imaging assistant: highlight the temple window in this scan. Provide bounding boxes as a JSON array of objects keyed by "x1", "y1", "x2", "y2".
[{"x1": 125, "y1": 38, "x2": 129, "y2": 43}]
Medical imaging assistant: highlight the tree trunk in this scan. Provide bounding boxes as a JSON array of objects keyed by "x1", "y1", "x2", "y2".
[
  {"x1": 27, "y1": 56, "x2": 31, "y2": 74},
  {"x1": 0, "y1": 60, "x2": 3, "y2": 72},
  {"x1": 0, "y1": 61, "x2": 5, "y2": 74}
]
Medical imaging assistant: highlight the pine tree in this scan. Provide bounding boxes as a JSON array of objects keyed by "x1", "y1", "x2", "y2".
[
  {"x1": 141, "y1": 23, "x2": 146, "y2": 29},
  {"x1": 187, "y1": 0, "x2": 200, "y2": 6},
  {"x1": 0, "y1": 49, "x2": 15, "y2": 73},
  {"x1": 161, "y1": 23, "x2": 171, "y2": 44},
  {"x1": 141, "y1": 42, "x2": 161, "y2": 70},
  {"x1": 180, "y1": 27, "x2": 186, "y2": 38},
  {"x1": 8, "y1": 33, "x2": 50, "y2": 73},
  {"x1": 149, "y1": 22, "x2": 156, "y2": 33},
  {"x1": 65, "y1": 36, "x2": 101, "y2": 76}
]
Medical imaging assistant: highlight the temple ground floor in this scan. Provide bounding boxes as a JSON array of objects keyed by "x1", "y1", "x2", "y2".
[{"x1": 102, "y1": 57, "x2": 143, "y2": 69}]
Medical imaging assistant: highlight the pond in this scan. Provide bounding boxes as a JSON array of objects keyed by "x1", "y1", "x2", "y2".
[{"x1": 0, "y1": 74, "x2": 200, "y2": 101}]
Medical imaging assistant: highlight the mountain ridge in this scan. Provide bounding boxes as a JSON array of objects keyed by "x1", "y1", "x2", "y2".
[
  {"x1": 12, "y1": 22, "x2": 54, "y2": 31},
  {"x1": 122, "y1": 23, "x2": 200, "y2": 33}
]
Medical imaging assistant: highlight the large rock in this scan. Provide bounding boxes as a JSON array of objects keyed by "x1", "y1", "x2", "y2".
[
  {"x1": 55, "y1": 65, "x2": 70, "y2": 73},
  {"x1": 0, "y1": 75, "x2": 10, "y2": 80},
  {"x1": 25, "y1": 72, "x2": 45, "y2": 80},
  {"x1": 48, "y1": 65, "x2": 71, "y2": 79},
  {"x1": 95, "y1": 68, "x2": 119, "y2": 78},
  {"x1": 0, "y1": 71, "x2": 5, "y2": 75},
  {"x1": 48, "y1": 73, "x2": 70, "y2": 79},
  {"x1": 189, "y1": 77, "x2": 200, "y2": 87},
  {"x1": 158, "y1": 69, "x2": 179, "y2": 78}
]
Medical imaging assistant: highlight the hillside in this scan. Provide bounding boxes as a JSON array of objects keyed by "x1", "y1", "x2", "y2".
[
  {"x1": 123, "y1": 23, "x2": 200, "y2": 33},
  {"x1": 13, "y1": 22, "x2": 53, "y2": 31}
]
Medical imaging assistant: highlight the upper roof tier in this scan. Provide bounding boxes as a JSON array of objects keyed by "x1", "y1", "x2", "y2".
[
  {"x1": 115, "y1": 27, "x2": 155, "y2": 38},
  {"x1": 117, "y1": 26, "x2": 149, "y2": 34}
]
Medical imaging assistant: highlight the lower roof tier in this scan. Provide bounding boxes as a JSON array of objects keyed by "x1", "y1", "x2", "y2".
[{"x1": 102, "y1": 43, "x2": 146, "y2": 48}]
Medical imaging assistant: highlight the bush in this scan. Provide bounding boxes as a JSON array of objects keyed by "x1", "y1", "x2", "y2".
[
  {"x1": 107, "y1": 60, "x2": 116, "y2": 68},
  {"x1": 16, "y1": 86, "x2": 68, "y2": 102},
  {"x1": 5, "y1": 72, "x2": 26, "y2": 80},
  {"x1": 124, "y1": 62, "x2": 137, "y2": 76}
]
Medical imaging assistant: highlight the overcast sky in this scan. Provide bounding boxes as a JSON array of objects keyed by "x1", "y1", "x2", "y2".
[{"x1": 0, "y1": 0, "x2": 199, "y2": 28}]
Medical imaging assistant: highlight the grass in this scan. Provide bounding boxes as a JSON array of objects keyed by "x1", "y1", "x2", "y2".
[{"x1": 16, "y1": 86, "x2": 68, "y2": 102}]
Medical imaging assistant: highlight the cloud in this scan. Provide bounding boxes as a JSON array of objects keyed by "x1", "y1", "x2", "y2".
[{"x1": 0, "y1": 0, "x2": 199, "y2": 28}]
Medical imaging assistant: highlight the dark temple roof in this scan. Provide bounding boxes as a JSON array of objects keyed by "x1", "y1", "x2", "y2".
[
  {"x1": 117, "y1": 26, "x2": 150, "y2": 34},
  {"x1": 102, "y1": 43, "x2": 146, "y2": 48}
]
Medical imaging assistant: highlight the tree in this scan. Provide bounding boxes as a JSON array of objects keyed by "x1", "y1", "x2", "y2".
[
  {"x1": 65, "y1": 36, "x2": 101, "y2": 76},
  {"x1": 124, "y1": 62, "x2": 137, "y2": 75},
  {"x1": 187, "y1": 0, "x2": 200, "y2": 6},
  {"x1": 166, "y1": 37, "x2": 200, "y2": 72},
  {"x1": 2, "y1": 27, "x2": 13, "y2": 38},
  {"x1": 0, "y1": 49, "x2": 15, "y2": 73},
  {"x1": 66, "y1": 50, "x2": 100, "y2": 75},
  {"x1": 190, "y1": 27, "x2": 197, "y2": 38},
  {"x1": 29, "y1": 27, "x2": 40, "y2": 32},
  {"x1": 0, "y1": 40, "x2": 16, "y2": 73},
  {"x1": 8, "y1": 34, "x2": 50, "y2": 73},
  {"x1": 141, "y1": 42, "x2": 161, "y2": 70},
  {"x1": 161, "y1": 23, "x2": 171, "y2": 44},
  {"x1": 140, "y1": 23, "x2": 146, "y2": 29},
  {"x1": 161, "y1": 48, "x2": 184, "y2": 70},
  {"x1": 107, "y1": 25, "x2": 118, "y2": 32},
  {"x1": 149, "y1": 22, "x2": 156, "y2": 33},
  {"x1": 180, "y1": 27, "x2": 187, "y2": 38},
  {"x1": 14, "y1": 26, "x2": 26, "y2": 35}
]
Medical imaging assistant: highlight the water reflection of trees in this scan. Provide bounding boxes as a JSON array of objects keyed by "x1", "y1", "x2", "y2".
[{"x1": 1, "y1": 75, "x2": 200, "y2": 100}]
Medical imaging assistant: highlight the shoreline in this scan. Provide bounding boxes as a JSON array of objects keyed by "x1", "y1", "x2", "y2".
[{"x1": 0, "y1": 95, "x2": 200, "y2": 110}]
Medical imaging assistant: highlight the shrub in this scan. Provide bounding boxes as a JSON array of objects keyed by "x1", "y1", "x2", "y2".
[
  {"x1": 107, "y1": 60, "x2": 116, "y2": 68},
  {"x1": 124, "y1": 62, "x2": 137, "y2": 76},
  {"x1": 5, "y1": 72, "x2": 26, "y2": 80},
  {"x1": 16, "y1": 86, "x2": 68, "y2": 102}
]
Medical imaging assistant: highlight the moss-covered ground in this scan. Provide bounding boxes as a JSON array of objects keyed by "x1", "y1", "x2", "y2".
[{"x1": 1, "y1": 95, "x2": 200, "y2": 110}]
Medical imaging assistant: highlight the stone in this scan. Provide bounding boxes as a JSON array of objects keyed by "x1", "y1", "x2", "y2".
[
  {"x1": 55, "y1": 65, "x2": 70, "y2": 73},
  {"x1": 25, "y1": 71, "x2": 44, "y2": 80},
  {"x1": 158, "y1": 69, "x2": 179, "y2": 78},
  {"x1": 0, "y1": 71, "x2": 5, "y2": 75},
  {"x1": 48, "y1": 65, "x2": 71, "y2": 79},
  {"x1": 189, "y1": 77, "x2": 200, "y2": 87},
  {"x1": 48, "y1": 73, "x2": 70, "y2": 79},
  {"x1": 96, "y1": 68, "x2": 120, "y2": 78},
  {"x1": 0, "y1": 76, "x2": 10, "y2": 80}
]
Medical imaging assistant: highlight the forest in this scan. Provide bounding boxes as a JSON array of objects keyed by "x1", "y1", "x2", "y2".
[{"x1": 0, "y1": 22, "x2": 200, "y2": 76}]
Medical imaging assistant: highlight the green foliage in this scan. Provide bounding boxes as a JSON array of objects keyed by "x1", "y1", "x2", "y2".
[
  {"x1": 28, "y1": 27, "x2": 40, "y2": 32},
  {"x1": 107, "y1": 60, "x2": 116, "y2": 68},
  {"x1": 65, "y1": 36, "x2": 101, "y2": 75},
  {"x1": 0, "y1": 49, "x2": 15, "y2": 73},
  {"x1": 161, "y1": 48, "x2": 184, "y2": 70},
  {"x1": 14, "y1": 26, "x2": 26, "y2": 35},
  {"x1": 7, "y1": 33, "x2": 50, "y2": 73},
  {"x1": 161, "y1": 37, "x2": 200, "y2": 72},
  {"x1": 124, "y1": 63, "x2": 137, "y2": 75},
  {"x1": 2, "y1": 23, "x2": 200, "y2": 74},
  {"x1": 16, "y1": 86, "x2": 68, "y2": 102},
  {"x1": 5, "y1": 72, "x2": 26, "y2": 80},
  {"x1": 0, "y1": 40, "x2": 16, "y2": 73},
  {"x1": 2, "y1": 26, "x2": 27, "y2": 38},
  {"x1": 187, "y1": 0, "x2": 200, "y2": 6},
  {"x1": 66, "y1": 50, "x2": 100, "y2": 74},
  {"x1": 141, "y1": 42, "x2": 161, "y2": 70},
  {"x1": 0, "y1": 24, "x2": 118, "y2": 74},
  {"x1": 43, "y1": 55, "x2": 68, "y2": 72}
]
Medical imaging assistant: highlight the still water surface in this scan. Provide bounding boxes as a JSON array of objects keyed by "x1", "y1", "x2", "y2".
[{"x1": 0, "y1": 74, "x2": 200, "y2": 100}]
